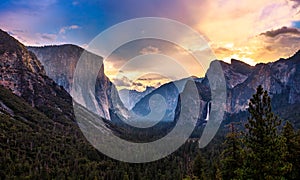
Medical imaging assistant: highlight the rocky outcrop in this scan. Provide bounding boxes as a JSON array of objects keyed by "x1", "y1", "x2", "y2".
[
  {"x1": 227, "y1": 52, "x2": 300, "y2": 114},
  {"x1": 25, "y1": 31, "x2": 300, "y2": 125},
  {"x1": 118, "y1": 86, "x2": 155, "y2": 110},
  {"x1": 132, "y1": 54, "x2": 300, "y2": 124},
  {"x1": 28, "y1": 45, "x2": 81, "y2": 92},
  {"x1": 132, "y1": 77, "x2": 199, "y2": 121},
  {"x1": 218, "y1": 59, "x2": 254, "y2": 89},
  {"x1": 28, "y1": 45, "x2": 126, "y2": 120},
  {"x1": 0, "y1": 29, "x2": 74, "y2": 121}
]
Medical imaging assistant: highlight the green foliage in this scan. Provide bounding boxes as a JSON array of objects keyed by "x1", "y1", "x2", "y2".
[
  {"x1": 0, "y1": 85, "x2": 105, "y2": 179},
  {"x1": 193, "y1": 153, "x2": 206, "y2": 179},
  {"x1": 0, "y1": 85, "x2": 199, "y2": 179},
  {"x1": 1, "y1": 83, "x2": 300, "y2": 179},
  {"x1": 220, "y1": 123, "x2": 243, "y2": 180},
  {"x1": 239, "y1": 85, "x2": 291, "y2": 179},
  {"x1": 283, "y1": 121, "x2": 300, "y2": 179},
  {"x1": 218, "y1": 85, "x2": 300, "y2": 179}
]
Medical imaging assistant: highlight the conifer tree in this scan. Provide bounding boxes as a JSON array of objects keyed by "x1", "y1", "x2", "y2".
[
  {"x1": 241, "y1": 85, "x2": 291, "y2": 179},
  {"x1": 193, "y1": 152, "x2": 206, "y2": 179},
  {"x1": 283, "y1": 121, "x2": 300, "y2": 179},
  {"x1": 220, "y1": 123, "x2": 242, "y2": 180}
]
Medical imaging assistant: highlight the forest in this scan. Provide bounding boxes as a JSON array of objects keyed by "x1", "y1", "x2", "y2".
[{"x1": 1, "y1": 85, "x2": 300, "y2": 179}]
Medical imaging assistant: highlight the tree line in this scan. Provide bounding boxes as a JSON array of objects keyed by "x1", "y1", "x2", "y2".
[
  {"x1": 1, "y1": 85, "x2": 300, "y2": 179},
  {"x1": 193, "y1": 85, "x2": 300, "y2": 179}
]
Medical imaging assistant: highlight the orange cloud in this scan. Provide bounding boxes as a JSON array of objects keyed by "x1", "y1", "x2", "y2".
[{"x1": 180, "y1": 0, "x2": 300, "y2": 66}]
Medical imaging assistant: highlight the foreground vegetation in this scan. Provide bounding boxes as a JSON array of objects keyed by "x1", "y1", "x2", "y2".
[
  {"x1": 216, "y1": 85, "x2": 300, "y2": 180},
  {"x1": 0, "y1": 85, "x2": 202, "y2": 179},
  {"x1": 185, "y1": 86, "x2": 300, "y2": 179},
  {"x1": 1, "y1": 85, "x2": 300, "y2": 179}
]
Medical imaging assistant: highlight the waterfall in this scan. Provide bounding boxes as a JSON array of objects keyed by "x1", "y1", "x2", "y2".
[{"x1": 205, "y1": 102, "x2": 210, "y2": 121}]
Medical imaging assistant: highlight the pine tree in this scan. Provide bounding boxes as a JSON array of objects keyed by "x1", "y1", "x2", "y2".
[
  {"x1": 193, "y1": 152, "x2": 206, "y2": 179},
  {"x1": 283, "y1": 121, "x2": 300, "y2": 179},
  {"x1": 220, "y1": 123, "x2": 243, "y2": 180},
  {"x1": 241, "y1": 85, "x2": 291, "y2": 179}
]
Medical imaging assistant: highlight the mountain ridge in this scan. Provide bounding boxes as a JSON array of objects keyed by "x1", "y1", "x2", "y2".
[
  {"x1": 131, "y1": 51, "x2": 300, "y2": 125},
  {"x1": 28, "y1": 44, "x2": 126, "y2": 120},
  {"x1": 0, "y1": 29, "x2": 75, "y2": 122},
  {"x1": 25, "y1": 31, "x2": 300, "y2": 126}
]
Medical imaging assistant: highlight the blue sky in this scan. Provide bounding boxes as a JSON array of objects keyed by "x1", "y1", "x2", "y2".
[
  {"x1": 0, "y1": 0, "x2": 195, "y2": 46},
  {"x1": 0, "y1": 0, "x2": 109, "y2": 45},
  {"x1": 1, "y1": 0, "x2": 300, "y2": 53},
  {"x1": 292, "y1": 21, "x2": 300, "y2": 28},
  {"x1": 2, "y1": 0, "x2": 300, "y2": 90}
]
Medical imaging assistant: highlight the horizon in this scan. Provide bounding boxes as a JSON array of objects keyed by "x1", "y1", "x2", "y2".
[
  {"x1": 23, "y1": 39, "x2": 300, "y2": 92},
  {"x1": 7, "y1": 30, "x2": 300, "y2": 92}
]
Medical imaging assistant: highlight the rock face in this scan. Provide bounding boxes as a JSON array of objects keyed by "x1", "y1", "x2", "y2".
[
  {"x1": 132, "y1": 81, "x2": 179, "y2": 121},
  {"x1": 28, "y1": 45, "x2": 81, "y2": 92},
  {"x1": 224, "y1": 52, "x2": 300, "y2": 114},
  {"x1": 25, "y1": 32, "x2": 300, "y2": 125},
  {"x1": 132, "y1": 77, "x2": 198, "y2": 121},
  {"x1": 118, "y1": 86, "x2": 155, "y2": 110},
  {"x1": 28, "y1": 45, "x2": 126, "y2": 120},
  {"x1": 0, "y1": 29, "x2": 74, "y2": 121},
  {"x1": 219, "y1": 59, "x2": 254, "y2": 89},
  {"x1": 199, "y1": 54, "x2": 300, "y2": 124},
  {"x1": 133, "y1": 55, "x2": 300, "y2": 124}
]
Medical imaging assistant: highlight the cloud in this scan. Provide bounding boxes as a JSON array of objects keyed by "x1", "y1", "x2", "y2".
[
  {"x1": 260, "y1": 26, "x2": 300, "y2": 37},
  {"x1": 213, "y1": 47, "x2": 233, "y2": 55},
  {"x1": 59, "y1": 25, "x2": 80, "y2": 34},
  {"x1": 137, "y1": 74, "x2": 169, "y2": 81},
  {"x1": 213, "y1": 25, "x2": 300, "y2": 65},
  {"x1": 40, "y1": 33, "x2": 57, "y2": 41},
  {"x1": 0, "y1": 4, "x2": 64, "y2": 46},
  {"x1": 259, "y1": 28, "x2": 300, "y2": 59},
  {"x1": 190, "y1": 0, "x2": 300, "y2": 66},
  {"x1": 112, "y1": 76, "x2": 151, "y2": 92},
  {"x1": 290, "y1": 0, "x2": 300, "y2": 8},
  {"x1": 4, "y1": 0, "x2": 300, "y2": 90},
  {"x1": 112, "y1": 76, "x2": 132, "y2": 87},
  {"x1": 194, "y1": 0, "x2": 300, "y2": 43},
  {"x1": 139, "y1": 46, "x2": 161, "y2": 55},
  {"x1": 132, "y1": 82, "x2": 143, "y2": 87},
  {"x1": 4, "y1": 29, "x2": 58, "y2": 45},
  {"x1": 111, "y1": 73, "x2": 169, "y2": 91}
]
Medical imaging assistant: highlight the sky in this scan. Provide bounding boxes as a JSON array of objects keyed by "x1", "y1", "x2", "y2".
[{"x1": 1, "y1": 0, "x2": 300, "y2": 91}]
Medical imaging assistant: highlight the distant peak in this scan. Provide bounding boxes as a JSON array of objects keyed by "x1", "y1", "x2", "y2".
[
  {"x1": 230, "y1": 59, "x2": 252, "y2": 66},
  {"x1": 28, "y1": 44, "x2": 81, "y2": 49},
  {"x1": 230, "y1": 58, "x2": 242, "y2": 63}
]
